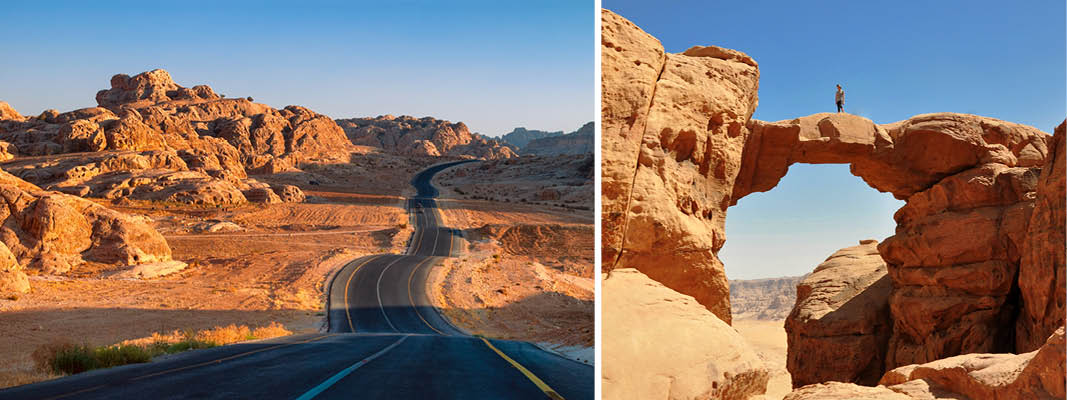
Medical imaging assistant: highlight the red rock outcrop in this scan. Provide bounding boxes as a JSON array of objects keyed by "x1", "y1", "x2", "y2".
[
  {"x1": 600, "y1": 8, "x2": 760, "y2": 323},
  {"x1": 603, "y1": 268, "x2": 769, "y2": 400},
  {"x1": 0, "y1": 169, "x2": 172, "y2": 275},
  {"x1": 1016, "y1": 121, "x2": 1066, "y2": 352},
  {"x1": 0, "y1": 69, "x2": 350, "y2": 205},
  {"x1": 785, "y1": 240, "x2": 893, "y2": 387},
  {"x1": 337, "y1": 115, "x2": 516, "y2": 159}
]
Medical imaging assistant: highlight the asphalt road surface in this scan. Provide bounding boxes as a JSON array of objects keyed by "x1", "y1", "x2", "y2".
[{"x1": 0, "y1": 160, "x2": 593, "y2": 400}]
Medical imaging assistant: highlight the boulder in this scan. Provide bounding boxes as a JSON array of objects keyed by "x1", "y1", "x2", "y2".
[
  {"x1": 603, "y1": 268, "x2": 768, "y2": 400},
  {"x1": 270, "y1": 184, "x2": 306, "y2": 203},
  {"x1": 243, "y1": 187, "x2": 282, "y2": 204},
  {"x1": 785, "y1": 240, "x2": 892, "y2": 387}
]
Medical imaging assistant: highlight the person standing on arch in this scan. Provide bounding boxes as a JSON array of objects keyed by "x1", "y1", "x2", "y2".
[{"x1": 835, "y1": 84, "x2": 845, "y2": 113}]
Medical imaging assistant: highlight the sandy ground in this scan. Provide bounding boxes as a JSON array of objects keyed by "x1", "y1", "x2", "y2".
[
  {"x1": 0, "y1": 190, "x2": 410, "y2": 387},
  {"x1": 428, "y1": 223, "x2": 593, "y2": 348},
  {"x1": 733, "y1": 319, "x2": 792, "y2": 400}
]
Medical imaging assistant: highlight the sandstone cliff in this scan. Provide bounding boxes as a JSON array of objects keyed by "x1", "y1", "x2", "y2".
[{"x1": 337, "y1": 115, "x2": 516, "y2": 159}]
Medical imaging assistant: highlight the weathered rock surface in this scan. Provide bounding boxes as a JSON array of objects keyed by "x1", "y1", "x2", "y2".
[
  {"x1": 520, "y1": 122, "x2": 594, "y2": 156},
  {"x1": 729, "y1": 275, "x2": 802, "y2": 321},
  {"x1": 878, "y1": 326, "x2": 1065, "y2": 400},
  {"x1": 786, "y1": 240, "x2": 893, "y2": 387},
  {"x1": 783, "y1": 382, "x2": 911, "y2": 400},
  {"x1": 603, "y1": 268, "x2": 769, "y2": 400},
  {"x1": 0, "y1": 241, "x2": 29, "y2": 297},
  {"x1": 600, "y1": 9, "x2": 760, "y2": 324},
  {"x1": 0, "y1": 101, "x2": 24, "y2": 121},
  {"x1": 0, "y1": 169, "x2": 172, "y2": 276},
  {"x1": 337, "y1": 115, "x2": 516, "y2": 159},
  {"x1": 0, "y1": 69, "x2": 353, "y2": 205},
  {"x1": 1016, "y1": 121, "x2": 1066, "y2": 352}
]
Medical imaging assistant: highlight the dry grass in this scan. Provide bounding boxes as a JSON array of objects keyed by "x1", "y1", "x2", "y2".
[{"x1": 17, "y1": 322, "x2": 294, "y2": 386}]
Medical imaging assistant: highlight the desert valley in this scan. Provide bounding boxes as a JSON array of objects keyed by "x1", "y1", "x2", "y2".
[{"x1": 0, "y1": 69, "x2": 594, "y2": 389}]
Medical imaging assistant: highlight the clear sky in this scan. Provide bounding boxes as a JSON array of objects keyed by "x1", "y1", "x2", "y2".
[
  {"x1": 0, "y1": 1, "x2": 594, "y2": 137},
  {"x1": 604, "y1": 1, "x2": 1066, "y2": 280}
]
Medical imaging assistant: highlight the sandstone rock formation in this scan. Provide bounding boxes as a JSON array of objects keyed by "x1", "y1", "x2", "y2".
[
  {"x1": 499, "y1": 127, "x2": 564, "y2": 149},
  {"x1": 337, "y1": 115, "x2": 516, "y2": 159},
  {"x1": 601, "y1": 9, "x2": 1065, "y2": 395},
  {"x1": 603, "y1": 268, "x2": 768, "y2": 400},
  {"x1": 0, "y1": 241, "x2": 29, "y2": 297},
  {"x1": 1016, "y1": 121, "x2": 1066, "y2": 352},
  {"x1": 601, "y1": 9, "x2": 760, "y2": 324},
  {"x1": 785, "y1": 240, "x2": 892, "y2": 387},
  {"x1": 434, "y1": 154, "x2": 593, "y2": 208},
  {"x1": 520, "y1": 122, "x2": 594, "y2": 156},
  {"x1": 0, "y1": 168, "x2": 172, "y2": 276},
  {"x1": 0, "y1": 69, "x2": 350, "y2": 205},
  {"x1": 729, "y1": 275, "x2": 802, "y2": 321},
  {"x1": 0, "y1": 101, "x2": 23, "y2": 121}
]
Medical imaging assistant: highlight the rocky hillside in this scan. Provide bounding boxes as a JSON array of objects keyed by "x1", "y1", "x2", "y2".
[
  {"x1": 521, "y1": 122, "x2": 593, "y2": 156},
  {"x1": 0, "y1": 168, "x2": 174, "y2": 297},
  {"x1": 0, "y1": 69, "x2": 347, "y2": 205},
  {"x1": 601, "y1": 8, "x2": 1064, "y2": 399},
  {"x1": 499, "y1": 127, "x2": 564, "y2": 149},
  {"x1": 336, "y1": 115, "x2": 516, "y2": 159},
  {"x1": 729, "y1": 275, "x2": 802, "y2": 321},
  {"x1": 434, "y1": 153, "x2": 593, "y2": 210}
]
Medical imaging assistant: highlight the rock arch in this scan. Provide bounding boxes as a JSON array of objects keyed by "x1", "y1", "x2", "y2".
[{"x1": 600, "y1": 7, "x2": 1064, "y2": 389}]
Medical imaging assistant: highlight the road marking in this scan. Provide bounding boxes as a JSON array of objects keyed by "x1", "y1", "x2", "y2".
[
  {"x1": 407, "y1": 257, "x2": 446, "y2": 335},
  {"x1": 376, "y1": 256, "x2": 406, "y2": 332},
  {"x1": 430, "y1": 225, "x2": 440, "y2": 255},
  {"x1": 478, "y1": 337, "x2": 566, "y2": 400},
  {"x1": 344, "y1": 256, "x2": 384, "y2": 333},
  {"x1": 295, "y1": 335, "x2": 410, "y2": 400},
  {"x1": 44, "y1": 334, "x2": 336, "y2": 400}
]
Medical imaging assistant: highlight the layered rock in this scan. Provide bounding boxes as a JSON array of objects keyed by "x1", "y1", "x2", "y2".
[
  {"x1": 1016, "y1": 121, "x2": 1066, "y2": 352},
  {"x1": 520, "y1": 122, "x2": 594, "y2": 156},
  {"x1": 729, "y1": 275, "x2": 802, "y2": 321},
  {"x1": 337, "y1": 115, "x2": 516, "y2": 159},
  {"x1": 785, "y1": 240, "x2": 892, "y2": 387},
  {"x1": 603, "y1": 268, "x2": 768, "y2": 400},
  {"x1": 0, "y1": 69, "x2": 350, "y2": 205},
  {"x1": 601, "y1": 9, "x2": 760, "y2": 323}
]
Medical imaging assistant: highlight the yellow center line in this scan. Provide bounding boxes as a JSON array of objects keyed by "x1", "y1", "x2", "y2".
[
  {"x1": 44, "y1": 334, "x2": 337, "y2": 400},
  {"x1": 477, "y1": 337, "x2": 566, "y2": 400},
  {"x1": 407, "y1": 257, "x2": 446, "y2": 335},
  {"x1": 344, "y1": 255, "x2": 384, "y2": 333}
]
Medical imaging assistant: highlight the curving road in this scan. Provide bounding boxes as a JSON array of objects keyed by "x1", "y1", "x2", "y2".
[{"x1": 0, "y1": 160, "x2": 592, "y2": 400}]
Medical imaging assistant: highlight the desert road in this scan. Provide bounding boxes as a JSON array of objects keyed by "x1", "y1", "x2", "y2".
[{"x1": 0, "y1": 160, "x2": 593, "y2": 400}]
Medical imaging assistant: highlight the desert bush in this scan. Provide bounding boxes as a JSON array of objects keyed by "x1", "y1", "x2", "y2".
[
  {"x1": 32, "y1": 342, "x2": 151, "y2": 375},
  {"x1": 251, "y1": 322, "x2": 291, "y2": 339}
]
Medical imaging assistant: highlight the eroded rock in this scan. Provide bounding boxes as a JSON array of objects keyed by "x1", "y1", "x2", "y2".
[
  {"x1": 603, "y1": 268, "x2": 768, "y2": 400},
  {"x1": 785, "y1": 240, "x2": 892, "y2": 387}
]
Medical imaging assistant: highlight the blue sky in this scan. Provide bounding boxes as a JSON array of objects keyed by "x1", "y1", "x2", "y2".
[
  {"x1": 604, "y1": 1, "x2": 1066, "y2": 279},
  {"x1": 0, "y1": 1, "x2": 594, "y2": 136}
]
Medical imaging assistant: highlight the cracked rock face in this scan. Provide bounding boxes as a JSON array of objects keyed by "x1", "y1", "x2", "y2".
[{"x1": 600, "y1": 8, "x2": 760, "y2": 324}]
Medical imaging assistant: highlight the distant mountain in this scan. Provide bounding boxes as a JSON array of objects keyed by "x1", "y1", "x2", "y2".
[
  {"x1": 729, "y1": 275, "x2": 805, "y2": 321},
  {"x1": 499, "y1": 127, "x2": 565, "y2": 149},
  {"x1": 521, "y1": 122, "x2": 593, "y2": 156}
]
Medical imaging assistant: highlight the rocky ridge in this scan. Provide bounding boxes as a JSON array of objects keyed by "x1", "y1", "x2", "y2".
[
  {"x1": 499, "y1": 127, "x2": 564, "y2": 149},
  {"x1": 521, "y1": 122, "x2": 594, "y2": 156},
  {"x1": 0, "y1": 69, "x2": 342, "y2": 205},
  {"x1": 337, "y1": 115, "x2": 516, "y2": 159},
  {"x1": 729, "y1": 275, "x2": 802, "y2": 321}
]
